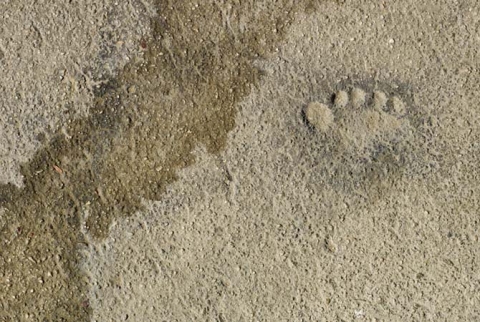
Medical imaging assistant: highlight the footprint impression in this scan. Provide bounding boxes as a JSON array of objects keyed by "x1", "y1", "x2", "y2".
[{"x1": 304, "y1": 86, "x2": 434, "y2": 193}]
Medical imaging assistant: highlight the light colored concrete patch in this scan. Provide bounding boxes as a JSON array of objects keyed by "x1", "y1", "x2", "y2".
[{"x1": 84, "y1": 0, "x2": 480, "y2": 320}]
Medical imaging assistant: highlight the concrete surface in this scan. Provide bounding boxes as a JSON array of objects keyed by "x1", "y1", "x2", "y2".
[{"x1": 1, "y1": 0, "x2": 479, "y2": 321}]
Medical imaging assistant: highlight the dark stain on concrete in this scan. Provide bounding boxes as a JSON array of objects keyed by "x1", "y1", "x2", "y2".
[{"x1": 0, "y1": 0, "x2": 328, "y2": 320}]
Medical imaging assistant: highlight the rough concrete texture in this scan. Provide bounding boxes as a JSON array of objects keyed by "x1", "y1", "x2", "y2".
[
  {"x1": 1, "y1": 0, "x2": 320, "y2": 319},
  {"x1": 0, "y1": 0, "x2": 152, "y2": 187},
  {"x1": 2, "y1": 0, "x2": 480, "y2": 321},
  {"x1": 0, "y1": 0, "x2": 153, "y2": 320}
]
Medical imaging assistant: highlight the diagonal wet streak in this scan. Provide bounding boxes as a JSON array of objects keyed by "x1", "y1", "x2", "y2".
[{"x1": 0, "y1": 0, "x2": 326, "y2": 320}]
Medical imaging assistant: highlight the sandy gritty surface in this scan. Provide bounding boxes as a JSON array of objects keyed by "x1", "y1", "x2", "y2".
[{"x1": 1, "y1": 0, "x2": 479, "y2": 321}]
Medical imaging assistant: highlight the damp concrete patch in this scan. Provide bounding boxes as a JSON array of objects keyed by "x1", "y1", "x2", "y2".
[{"x1": 0, "y1": 0, "x2": 330, "y2": 320}]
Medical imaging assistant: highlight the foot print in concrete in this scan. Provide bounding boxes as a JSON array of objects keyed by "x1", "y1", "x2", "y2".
[
  {"x1": 305, "y1": 87, "x2": 411, "y2": 161},
  {"x1": 303, "y1": 87, "x2": 424, "y2": 194}
]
